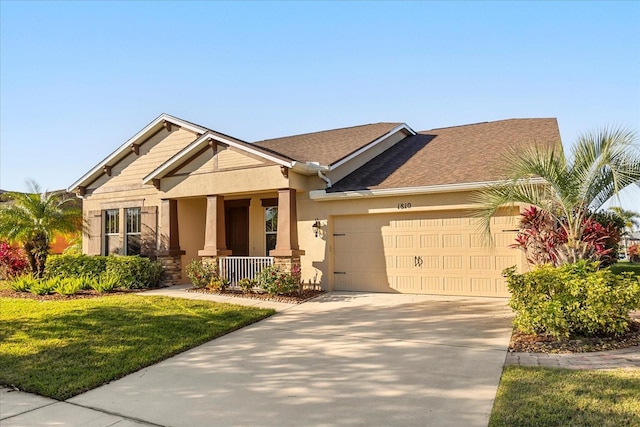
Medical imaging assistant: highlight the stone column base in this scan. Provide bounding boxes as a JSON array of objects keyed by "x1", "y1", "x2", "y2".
[
  {"x1": 158, "y1": 254, "x2": 183, "y2": 286},
  {"x1": 273, "y1": 256, "x2": 301, "y2": 273}
]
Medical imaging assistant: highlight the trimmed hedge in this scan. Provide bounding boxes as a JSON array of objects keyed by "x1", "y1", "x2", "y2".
[
  {"x1": 504, "y1": 261, "x2": 640, "y2": 338},
  {"x1": 45, "y1": 254, "x2": 106, "y2": 279},
  {"x1": 45, "y1": 254, "x2": 162, "y2": 289}
]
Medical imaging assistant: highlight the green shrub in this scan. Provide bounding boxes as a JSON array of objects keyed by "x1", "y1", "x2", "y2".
[
  {"x1": 45, "y1": 254, "x2": 107, "y2": 279},
  {"x1": 105, "y1": 256, "x2": 161, "y2": 289},
  {"x1": 207, "y1": 276, "x2": 229, "y2": 292},
  {"x1": 11, "y1": 275, "x2": 36, "y2": 292},
  {"x1": 238, "y1": 278, "x2": 256, "y2": 293},
  {"x1": 30, "y1": 278, "x2": 59, "y2": 296},
  {"x1": 90, "y1": 273, "x2": 120, "y2": 293},
  {"x1": 54, "y1": 277, "x2": 86, "y2": 295},
  {"x1": 256, "y1": 264, "x2": 299, "y2": 296},
  {"x1": 504, "y1": 261, "x2": 640, "y2": 339},
  {"x1": 185, "y1": 259, "x2": 219, "y2": 289},
  {"x1": 44, "y1": 254, "x2": 161, "y2": 289}
]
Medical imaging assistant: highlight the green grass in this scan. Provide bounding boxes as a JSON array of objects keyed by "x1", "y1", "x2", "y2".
[
  {"x1": 0, "y1": 294, "x2": 274, "y2": 400},
  {"x1": 609, "y1": 261, "x2": 640, "y2": 276},
  {"x1": 489, "y1": 366, "x2": 640, "y2": 427}
]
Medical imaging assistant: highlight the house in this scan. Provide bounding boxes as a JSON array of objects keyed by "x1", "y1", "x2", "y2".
[{"x1": 68, "y1": 114, "x2": 560, "y2": 297}]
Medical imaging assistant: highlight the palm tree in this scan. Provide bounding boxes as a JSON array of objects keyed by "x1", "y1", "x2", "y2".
[
  {"x1": 609, "y1": 207, "x2": 640, "y2": 233},
  {"x1": 609, "y1": 206, "x2": 640, "y2": 259},
  {"x1": 473, "y1": 126, "x2": 640, "y2": 266},
  {"x1": 0, "y1": 181, "x2": 82, "y2": 277}
]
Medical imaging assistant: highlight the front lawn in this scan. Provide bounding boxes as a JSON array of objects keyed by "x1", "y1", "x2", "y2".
[
  {"x1": 609, "y1": 261, "x2": 640, "y2": 276},
  {"x1": 0, "y1": 294, "x2": 274, "y2": 400},
  {"x1": 489, "y1": 366, "x2": 640, "y2": 427}
]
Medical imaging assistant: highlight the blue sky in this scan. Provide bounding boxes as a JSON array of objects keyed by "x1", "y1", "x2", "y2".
[{"x1": 1, "y1": 1, "x2": 639, "y2": 210}]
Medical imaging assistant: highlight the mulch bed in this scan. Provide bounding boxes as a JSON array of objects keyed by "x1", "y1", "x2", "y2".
[
  {"x1": 509, "y1": 319, "x2": 640, "y2": 353},
  {"x1": 0, "y1": 288, "x2": 138, "y2": 301},
  {"x1": 186, "y1": 287, "x2": 325, "y2": 304}
]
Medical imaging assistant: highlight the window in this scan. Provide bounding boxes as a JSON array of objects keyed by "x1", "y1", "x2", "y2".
[
  {"x1": 265, "y1": 207, "x2": 278, "y2": 256},
  {"x1": 125, "y1": 207, "x2": 141, "y2": 255},
  {"x1": 104, "y1": 209, "x2": 119, "y2": 255}
]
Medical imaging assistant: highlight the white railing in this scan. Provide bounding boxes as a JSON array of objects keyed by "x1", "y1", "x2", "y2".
[{"x1": 218, "y1": 256, "x2": 273, "y2": 286}]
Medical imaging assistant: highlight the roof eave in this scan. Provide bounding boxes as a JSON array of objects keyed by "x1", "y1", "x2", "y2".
[
  {"x1": 68, "y1": 113, "x2": 208, "y2": 192},
  {"x1": 309, "y1": 178, "x2": 547, "y2": 201}
]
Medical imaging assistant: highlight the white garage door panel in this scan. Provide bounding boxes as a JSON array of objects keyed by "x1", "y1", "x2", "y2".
[{"x1": 333, "y1": 210, "x2": 519, "y2": 297}]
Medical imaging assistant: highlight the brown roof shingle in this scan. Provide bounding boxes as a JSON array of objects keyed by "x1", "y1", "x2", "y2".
[
  {"x1": 253, "y1": 122, "x2": 404, "y2": 165},
  {"x1": 329, "y1": 118, "x2": 561, "y2": 191}
]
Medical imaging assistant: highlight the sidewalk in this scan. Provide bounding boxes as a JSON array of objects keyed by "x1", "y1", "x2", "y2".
[
  {"x1": 505, "y1": 345, "x2": 640, "y2": 369},
  {"x1": 135, "y1": 284, "x2": 298, "y2": 311}
]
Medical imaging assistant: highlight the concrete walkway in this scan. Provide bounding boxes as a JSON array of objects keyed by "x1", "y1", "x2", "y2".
[
  {"x1": 505, "y1": 345, "x2": 640, "y2": 369},
  {"x1": 134, "y1": 283, "x2": 299, "y2": 311},
  {"x1": 1, "y1": 292, "x2": 514, "y2": 427}
]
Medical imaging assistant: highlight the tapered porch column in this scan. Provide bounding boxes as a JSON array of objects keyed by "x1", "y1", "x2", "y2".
[
  {"x1": 270, "y1": 188, "x2": 305, "y2": 258},
  {"x1": 198, "y1": 195, "x2": 232, "y2": 257},
  {"x1": 158, "y1": 199, "x2": 185, "y2": 285},
  {"x1": 158, "y1": 199, "x2": 184, "y2": 255}
]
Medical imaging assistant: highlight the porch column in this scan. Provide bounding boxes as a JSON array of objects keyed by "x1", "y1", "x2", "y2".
[
  {"x1": 198, "y1": 195, "x2": 232, "y2": 257},
  {"x1": 158, "y1": 199, "x2": 185, "y2": 285},
  {"x1": 270, "y1": 188, "x2": 305, "y2": 258}
]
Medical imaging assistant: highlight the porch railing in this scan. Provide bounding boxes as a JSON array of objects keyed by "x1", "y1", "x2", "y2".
[{"x1": 218, "y1": 256, "x2": 274, "y2": 286}]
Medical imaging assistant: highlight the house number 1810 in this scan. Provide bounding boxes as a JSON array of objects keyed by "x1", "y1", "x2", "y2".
[{"x1": 397, "y1": 202, "x2": 412, "y2": 209}]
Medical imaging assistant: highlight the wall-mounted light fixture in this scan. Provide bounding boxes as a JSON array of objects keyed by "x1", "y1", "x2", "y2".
[{"x1": 312, "y1": 218, "x2": 321, "y2": 238}]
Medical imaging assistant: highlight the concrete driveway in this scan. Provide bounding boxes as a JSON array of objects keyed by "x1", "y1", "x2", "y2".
[{"x1": 5, "y1": 292, "x2": 513, "y2": 427}]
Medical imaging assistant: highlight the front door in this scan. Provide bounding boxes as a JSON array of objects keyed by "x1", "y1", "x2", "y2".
[{"x1": 225, "y1": 201, "x2": 249, "y2": 256}]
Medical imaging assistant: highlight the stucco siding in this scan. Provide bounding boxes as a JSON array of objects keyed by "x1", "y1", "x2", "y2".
[
  {"x1": 161, "y1": 165, "x2": 289, "y2": 198},
  {"x1": 177, "y1": 198, "x2": 206, "y2": 272},
  {"x1": 296, "y1": 189, "x2": 525, "y2": 295}
]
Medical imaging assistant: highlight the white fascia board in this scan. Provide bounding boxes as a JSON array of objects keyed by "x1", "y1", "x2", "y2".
[
  {"x1": 308, "y1": 178, "x2": 547, "y2": 201},
  {"x1": 329, "y1": 123, "x2": 416, "y2": 171},
  {"x1": 143, "y1": 131, "x2": 293, "y2": 185},
  {"x1": 68, "y1": 114, "x2": 208, "y2": 192}
]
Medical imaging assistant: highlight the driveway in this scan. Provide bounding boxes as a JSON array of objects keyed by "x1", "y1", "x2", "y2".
[{"x1": 6, "y1": 292, "x2": 514, "y2": 427}]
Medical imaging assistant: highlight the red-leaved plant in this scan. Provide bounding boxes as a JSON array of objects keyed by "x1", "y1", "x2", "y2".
[
  {"x1": 0, "y1": 241, "x2": 30, "y2": 279},
  {"x1": 511, "y1": 206, "x2": 621, "y2": 267},
  {"x1": 629, "y1": 244, "x2": 639, "y2": 263}
]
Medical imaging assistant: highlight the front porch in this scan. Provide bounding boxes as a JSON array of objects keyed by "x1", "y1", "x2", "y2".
[
  {"x1": 156, "y1": 188, "x2": 305, "y2": 285},
  {"x1": 218, "y1": 255, "x2": 273, "y2": 286}
]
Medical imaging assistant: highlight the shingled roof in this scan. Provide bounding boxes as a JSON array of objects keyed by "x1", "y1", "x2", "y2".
[
  {"x1": 253, "y1": 122, "x2": 405, "y2": 166},
  {"x1": 328, "y1": 118, "x2": 561, "y2": 191}
]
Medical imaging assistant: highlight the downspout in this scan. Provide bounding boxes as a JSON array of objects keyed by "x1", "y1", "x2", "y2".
[{"x1": 318, "y1": 170, "x2": 332, "y2": 188}]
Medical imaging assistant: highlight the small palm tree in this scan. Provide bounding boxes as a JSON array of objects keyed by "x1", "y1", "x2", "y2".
[
  {"x1": 0, "y1": 181, "x2": 82, "y2": 277},
  {"x1": 474, "y1": 126, "x2": 640, "y2": 266}
]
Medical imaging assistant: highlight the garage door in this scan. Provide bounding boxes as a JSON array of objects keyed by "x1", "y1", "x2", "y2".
[{"x1": 333, "y1": 209, "x2": 520, "y2": 297}]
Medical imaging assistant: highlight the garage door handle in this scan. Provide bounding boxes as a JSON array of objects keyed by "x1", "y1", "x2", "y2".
[
  {"x1": 334, "y1": 271, "x2": 346, "y2": 275},
  {"x1": 333, "y1": 233, "x2": 346, "y2": 237}
]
